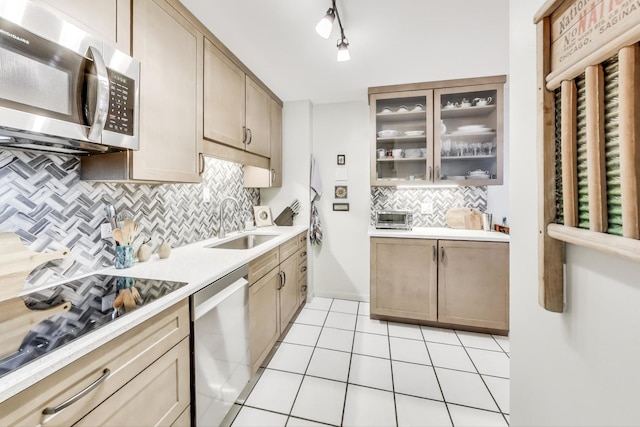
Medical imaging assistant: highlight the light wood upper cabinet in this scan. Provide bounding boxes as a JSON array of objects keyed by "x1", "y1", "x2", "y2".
[
  {"x1": 80, "y1": 0, "x2": 203, "y2": 183},
  {"x1": 203, "y1": 38, "x2": 246, "y2": 150},
  {"x1": 130, "y1": 0, "x2": 202, "y2": 182},
  {"x1": 370, "y1": 237, "x2": 438, "y2": 321},
  {"x1": 269, "y1": 99, "x2": 283, "y2": 187},
  {"x1": 369, "y1": 75, "x2": 506, "y2": 187},
  {"x1": 33, "y1": 0, "x2": 131, "y2": 54},
  {"x1": 438, "y1": 240, "x2": 509, "y2": 331},
  {"x1": 245, "y1": 77, "x2": 271, "y2": 157}
]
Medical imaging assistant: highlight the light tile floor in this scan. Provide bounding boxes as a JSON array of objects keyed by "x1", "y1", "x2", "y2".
[{"x1": 226, "y1": 297, "x2": 510, "y2": 427}]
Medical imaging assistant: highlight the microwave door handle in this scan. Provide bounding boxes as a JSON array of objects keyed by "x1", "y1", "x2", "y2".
[{"x1": 86, "y1": 47, "x2": 110, "y2": 142}]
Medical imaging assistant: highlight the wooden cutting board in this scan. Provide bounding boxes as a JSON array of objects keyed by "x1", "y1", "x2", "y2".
[
  {"x1": 445, "y1": 207, "x2": 483, "y2": 230},
  {"x1": 0, "y1": 298, "x2": 71, "y2": 358},
  {"x1": 0, "y1": 233, "x2": 70, "y2": 303}
]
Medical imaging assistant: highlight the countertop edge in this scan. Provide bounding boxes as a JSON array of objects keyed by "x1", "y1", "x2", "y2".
[
  {"x1": 367, "y1": 226, "x2": 510, "y2": 242},
  {"x1": 0, "y1": 225, "x2": 308, "y2": 404}
]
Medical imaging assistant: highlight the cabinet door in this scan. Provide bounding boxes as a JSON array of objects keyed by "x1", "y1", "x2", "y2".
[
  {"x1": 279, "y1": 254, "x2": 299, "y2": 331},
  {"x1": 370, "y1": 90, "x2": 434, "y2": 186},
  {"x1": 249, "y1": 267, "x2": 280, "y2": 373},
  {"x1": 203, "y1": 38, "x2": 246, "y2": 150},
  {"x1": 131, "y1": 0, "x2": 202, "y2": 182},
  {"x1": 438, "y1": 240, "x2": 509, "y2": 331},
  {"x1": 269, "y1": 99, "x2": 283, "y2": 187},
  {"x1": 370, "y1": 238, "x2": 438, "y2": 321},
  {"x1": 435, "y1": 82, "x2": 504, "y2": 185},
  {"x1": 33, "y1": 0, "x2": 130, "y2": 54},
  {"x1": 245, "y1": 77, "x2": 271, "y2": 157},
  {"x1": 75, "y1": 339, "x2": 190, "y2": 427}
]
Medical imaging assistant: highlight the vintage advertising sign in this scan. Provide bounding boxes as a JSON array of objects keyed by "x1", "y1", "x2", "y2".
[{"x1": 550, "y1": 0, "x2": 640, "y2": 72}]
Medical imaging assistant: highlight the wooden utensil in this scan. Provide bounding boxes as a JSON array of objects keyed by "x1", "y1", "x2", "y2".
[
  {"x1": 0, "y1": 233, "x2": 70, "y2": 303},
  {"x1": 0, "y1": 297, "x2": 71, "y2": 358},
  {"x1": 112, "y1": 228, "x2": 124, "y2": 246}
]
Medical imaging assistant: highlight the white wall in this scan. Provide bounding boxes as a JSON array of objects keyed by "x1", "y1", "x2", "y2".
[
  {"x1": 261, "y1": 100, "x2": 313, "y2": 293},
  {"x1": 509, "y1": 1, "x2": 640, "y2": 425},
  {"x1": 311, "y1": 102, "x2": 371, "y2": 301}
]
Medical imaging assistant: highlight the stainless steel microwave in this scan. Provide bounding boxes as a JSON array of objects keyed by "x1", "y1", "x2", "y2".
[
  {"x1": 375, "y1": 210, "x2": 413, "y2": 230},
  {"x1": 0, "y1": 0, "x2": 140, "y2": 155}
]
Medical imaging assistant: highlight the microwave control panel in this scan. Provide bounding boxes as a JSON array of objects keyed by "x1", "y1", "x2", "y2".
[{"x1": 107, "y1": 69, "x2": 135, "y2": 136}]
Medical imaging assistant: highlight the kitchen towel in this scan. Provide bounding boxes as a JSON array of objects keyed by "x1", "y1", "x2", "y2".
[
  {"x1": 310, "y1": 201, "x2": 322, "y2": 246},
  {"x1": 310, "y1": 155, "x2": 323, "y2": 202}
]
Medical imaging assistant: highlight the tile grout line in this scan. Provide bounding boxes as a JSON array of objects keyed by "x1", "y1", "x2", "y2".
[
  {"x1": 421, "y1": 324, "x2": 455, "y2": 427},
  {"x1": 339, "y1": 301, "x2": 361, "y2": 426},
  {"x1": 285, "y1": 298, "x2": 333, "y2": 425},
  {"x1": 454, "y1": 329, "x2": 506, "y2": 420},
  {"x1": 387, "y1": 320, "x2": 400, "y2": 427}
]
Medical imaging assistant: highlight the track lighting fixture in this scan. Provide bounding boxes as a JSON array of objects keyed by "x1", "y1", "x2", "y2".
[{"x1": 315, "y1": 0, "x2": 350, "y2": 62}]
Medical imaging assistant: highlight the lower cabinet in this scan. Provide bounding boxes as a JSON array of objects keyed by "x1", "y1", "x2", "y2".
[
  {"x1": 370, "y1": 237, "x2": 509, "y2": 333},
  {"x1": 249, "y1": 232, "x2": 307, "y2": 373},
  {"x1": 0, "y1": 300, "x2": 191, "y2": 426},
  {"x1": 297, "y1": 232, "x2": 308, "y2": 305}
]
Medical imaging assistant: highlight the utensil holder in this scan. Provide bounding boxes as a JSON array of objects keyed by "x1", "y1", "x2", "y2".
[
  {"x1": 482, "y1": 213, "x2": 493, "y2": 231},
  {"x1": 115, "y1": 245, "x2": 134, "y2": 269},
  {"x1": 274, "y1": 207, "x2": 294, "y2": 226}
]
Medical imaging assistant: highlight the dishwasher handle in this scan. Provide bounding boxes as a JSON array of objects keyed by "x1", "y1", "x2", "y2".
[{"x1": 192, "y1": 265, "x2": 250, "y2": 321}]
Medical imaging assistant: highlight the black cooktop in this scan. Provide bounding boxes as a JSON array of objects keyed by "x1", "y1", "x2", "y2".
[{"x1": 0, "y1": 274, "x2": 188, "y2": 378}]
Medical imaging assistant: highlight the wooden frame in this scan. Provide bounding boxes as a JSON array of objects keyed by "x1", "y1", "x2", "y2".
[
  {"x1": 332, "y1": 203, "x2": 349, "y2": 212},
  {"x1": 535, "y1": 0, "x2": 640, "y2": 312}
]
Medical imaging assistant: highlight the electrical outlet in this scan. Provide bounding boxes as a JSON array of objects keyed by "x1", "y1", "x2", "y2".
[
  {"x1": 203, "y1": 188, "x2": 211, "y2": 203},
  {"x1": 421, "y1": 202, "x2": 433, "y2": 215},
  {"x1": 100, "y1": 223, "x2": 113, "y2": 239}
]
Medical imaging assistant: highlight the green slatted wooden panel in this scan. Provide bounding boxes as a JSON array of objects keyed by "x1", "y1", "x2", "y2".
[
  {"x1": 575, "y1": 73, "x2": 590, "y2": 229},
  {"x1": 603, "y1": 56, "x2": 623, "y2": 236},
  {"x1": 554, "y1": 89, "x2": 564, "y2": 224}
]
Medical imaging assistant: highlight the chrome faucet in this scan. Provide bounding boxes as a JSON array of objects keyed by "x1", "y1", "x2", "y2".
[{"x1": 218, "y1": 197, "x2": 243, "y2": 239}]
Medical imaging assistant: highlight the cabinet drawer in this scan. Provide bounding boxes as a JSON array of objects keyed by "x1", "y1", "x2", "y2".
[
  {"x1": 298, "y1": 247, "x2": 308, "y2": 266},
  {"x1": 0, "y1": 300, "x2": 189, "y2": 427},
  {"x1": 298, "y1": 273, "x2": 308, "y2": 305},
  {"x1": 279, "y1": 237, "x2": 298, "y2": 261},
  {"x1": 249, "y1": 267, "x2": 280, "y2": 373},
  {"x1": 172, "y1": 405, "x2": 191, "y2": 427},
  {"x1": 249, "y1": 247, "x2": 279, "y2": 284},
  {"x1": 297, "y1": 231, "x2": 308, "y2": 248},
  {"x1": 75, "y1": 338, "x2": 190, "y2": 426}
]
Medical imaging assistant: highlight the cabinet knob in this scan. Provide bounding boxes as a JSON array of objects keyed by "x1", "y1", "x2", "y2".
[{"x1": 300, "y1": 266, "x2": 307, "y2": 273}]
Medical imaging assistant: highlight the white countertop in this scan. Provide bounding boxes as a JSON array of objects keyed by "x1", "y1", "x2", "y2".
[
  {"x1": 0, "y1": 225, "x2": 308, "y2": 404},
  {"x1": 368, "y1": 226, "x2": 510, "y2": 242}
]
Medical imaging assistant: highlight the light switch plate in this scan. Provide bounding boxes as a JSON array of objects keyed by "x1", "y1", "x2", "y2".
[
  {"x1": 100, "y1": 223, "x2": 113, "y2": 239},
  {"x1": 421, "y1": 202, "x2": 433, "y2": 215},
  {"x1": 203, "y1": 188, "x2": 211, "y2": 203}
]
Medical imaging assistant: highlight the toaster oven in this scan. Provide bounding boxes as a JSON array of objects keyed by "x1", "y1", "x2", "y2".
[{"x1": 375, "y1": 210, "x2": 413, "y2": 230}]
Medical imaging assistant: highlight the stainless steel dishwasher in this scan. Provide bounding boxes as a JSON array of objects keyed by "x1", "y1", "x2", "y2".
[{"x1": 191, "y1": 265, "x2": 250, "y2": 427}]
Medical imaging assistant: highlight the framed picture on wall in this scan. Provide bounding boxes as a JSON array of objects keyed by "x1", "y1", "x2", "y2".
[
  {"x1": 335, "y1": 185, "x2": 348, "y2": 199},
  {"x1": 333, "y1": 203, "x2": 349, "y2": 211},
  {"x1": 337, "y1": 154, "x2": 345, "y2": 165}
]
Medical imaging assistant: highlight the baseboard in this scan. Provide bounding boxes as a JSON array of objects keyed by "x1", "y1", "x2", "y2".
[{"x1": 311, "y1": 289, "x2": 370, "y2": 303}]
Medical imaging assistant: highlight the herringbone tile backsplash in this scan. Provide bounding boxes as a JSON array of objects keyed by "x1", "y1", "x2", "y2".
[
  {"x1": 0, "y1": 149, "x2": 259, "y2": 290},
  {"x1": 371, "y1": 186, "x2": 487, "y2": 227}
]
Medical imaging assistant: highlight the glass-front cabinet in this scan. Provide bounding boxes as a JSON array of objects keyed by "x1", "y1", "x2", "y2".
[
  {"x1": 371, "y1": 90, "x2": 433, "y2": 183},
  {"x1": 369, "y1": 76, "x2": 505, "y2": 186}
]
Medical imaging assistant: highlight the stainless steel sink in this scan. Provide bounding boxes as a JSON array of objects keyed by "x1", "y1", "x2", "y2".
[{"x1": 206, "y1": 234, "x2": 277, "y2": 250}]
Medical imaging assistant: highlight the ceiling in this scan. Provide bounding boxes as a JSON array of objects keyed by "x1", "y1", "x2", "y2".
[{"x1": 180, "y1": 0, "x2": 510, "y2": 105}]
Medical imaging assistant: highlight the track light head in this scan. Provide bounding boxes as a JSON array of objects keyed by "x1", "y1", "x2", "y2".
[
  {"x1": 337, "y1": 37, "x2": 350, "y2": 62},
  {"x1": 315, "y1": 8, "x2": 335, "y2": 39}
]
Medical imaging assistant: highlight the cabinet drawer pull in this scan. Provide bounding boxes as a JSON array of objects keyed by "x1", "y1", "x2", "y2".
[
  {"x1": 278, "y1": 271, "x2": 284, "y2": 289},
  {"x1": 42, "y1": 368, "x2": 111, "y2": 415},
  {"x1": 440, "y1": 246, "x2": 445, "y2": 261},
  {"x1": 282, "y1": 271, "x2": 286, "y2": 287},
  {"x1": 432, "y1": 245, "x2": 436, "y2": 262},
  {"x1": 271, "y1": 169, "x2": 276, "y2": 182},
  {"x1": 300, "y1": 266, "x2": 307, "y2": 273},
  {"x1": 428, "y1": 166, "x2": 433, "y2": 181},
  {"x1": 301, "y1": 285, "x2": 307, "y2": 292},
  {"x1": 242, "y1": 126, "x2": 247, "y2": 143},
  {"x1": 300, "y1": 251, "x2": 307, "y2": 258},
  {"x1": 247, "y1": 128, "x2": 253, "y2": 145},
  {"x1": 436, "y1": 166, "x2": 441, "y2": 180}
]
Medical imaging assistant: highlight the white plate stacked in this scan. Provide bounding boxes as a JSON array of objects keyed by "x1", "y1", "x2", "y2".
[
  {"x1": 452, "y1": 125, "x2": 494, "y2": 134},
  {"x1": 377, "y1": 129, "x2": 401, "y2": 138},
  {"x1": 404, "y1": 148, "x2": 423, "y2": 158}
]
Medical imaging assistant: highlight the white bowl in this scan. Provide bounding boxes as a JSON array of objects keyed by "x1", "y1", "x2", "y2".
[
  {"x1": 404, "y1": 130, "x2": 425, "y2": 136},
  {"x1": 378, "y1": 130, "x2": 400, "y2": 137}
]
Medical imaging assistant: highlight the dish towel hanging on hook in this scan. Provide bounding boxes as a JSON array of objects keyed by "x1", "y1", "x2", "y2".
[{"x1": 309, "y1": 156, "x2": 323, "y2": 245}]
